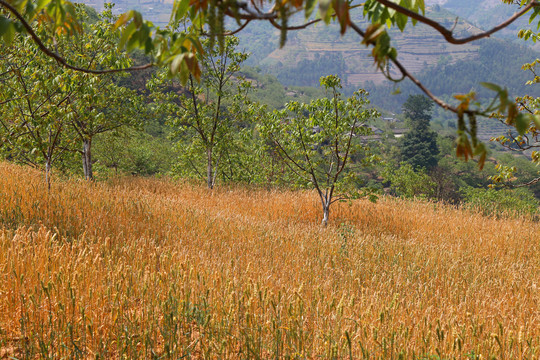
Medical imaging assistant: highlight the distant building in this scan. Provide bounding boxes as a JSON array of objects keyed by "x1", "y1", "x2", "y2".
[{"x1": 392, "y1": 128, "x2": 407, "y2": 138}]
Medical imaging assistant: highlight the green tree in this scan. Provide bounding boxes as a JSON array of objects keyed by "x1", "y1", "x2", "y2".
[
  {"x1": 149, "y1": 36, "x2": 250, "y2": 189},
  {"x1": 0, "y1": 35, "x2": 75, "y2": 189},
  {"x1": 61, "y1": 6, "x2": 144, "y2": 180},
  {"x1": 400, "y1": 95, "x2": 440, "y2": 170},
  {"x1": 381, "y1": 162, "x2": 437, "y2": 199},
  {"x1": 260, "y1": 75, "x2": 379, "y2": 226}
]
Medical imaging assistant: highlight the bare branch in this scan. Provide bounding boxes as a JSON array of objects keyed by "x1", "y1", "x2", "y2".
[
  {"x1": 508, "y1": 177, "x2": 540, "y2": 188},
  {"x1": 268, "y1": 17, "x2": 321, "y2": 31},
  {"x1": 373, "y1": 0, "x2": 539, "y2": 45}
]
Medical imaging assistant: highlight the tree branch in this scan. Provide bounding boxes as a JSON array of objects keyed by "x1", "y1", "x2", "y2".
[
  {"x1": 0, "y1": 0, "x2": 154, "y2": 74},
  {"x1": 348, "y1": 21, "x2": 463, "y2": 113},
  {"x1": 507, "y1": 176, "x2": 540, "y2": 188},
  {"x1": 373, "y1": 0, "x2": 540, "y2": 45},
  {"x1": 268, "y1": 17, "x2": 321, "y2": 31}
]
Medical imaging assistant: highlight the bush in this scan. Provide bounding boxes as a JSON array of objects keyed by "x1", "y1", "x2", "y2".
[
  {"x1": 381, "y1": 162, "x2": 437, "y2": 199},
  {"x1": 461, "y1": 186, "x2": 539, "y2": 218}
]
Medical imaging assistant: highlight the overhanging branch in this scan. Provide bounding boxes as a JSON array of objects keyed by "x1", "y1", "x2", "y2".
[
  {"x1": 374, "y1": 0, "x2": 540, "y2": 45},
  {"x1": 0, "y1": 0, "x2": 154, "y2": 74}
]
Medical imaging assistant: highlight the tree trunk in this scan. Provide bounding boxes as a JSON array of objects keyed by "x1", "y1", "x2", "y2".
[
  {"x1": 82, "y1": 138, "x2": 93, "y2": 181},
  {"x1": 45, "y1": 159, "x2": 52, "y2": 192},
  {"x1": 321, "y1": 202, "x2": 330, "y2": 227},
  {"x1": 207, "y1": 147, "x2": 213, "y2": 189}
]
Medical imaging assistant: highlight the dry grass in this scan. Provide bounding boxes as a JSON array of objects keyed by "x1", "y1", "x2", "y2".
[{"x1": 0, "y1": 161, "x2": 539, "y2": 359}]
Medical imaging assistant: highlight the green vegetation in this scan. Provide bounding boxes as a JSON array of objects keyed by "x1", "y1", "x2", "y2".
[
  {"x1": 400, "y1": 95, "x2": 439, "y2": 170},
  {"x1": 260, "y1": 75, "x2": 379, "y2": 225},
  {"x1": 2, "y1": 1, "x2": 540, "y2": 358},
  {"x1": 1, "y1": 20, "x2": 537, "y2": 217}
]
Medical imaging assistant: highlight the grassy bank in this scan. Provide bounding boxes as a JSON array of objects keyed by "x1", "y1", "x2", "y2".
[{"x1": 0, "y1": 162, "x2": 539, "y2": 359}]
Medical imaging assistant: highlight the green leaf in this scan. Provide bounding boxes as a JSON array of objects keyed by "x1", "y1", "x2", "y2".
[
  {"x1": 319, "y1": 0, "x2": 332, "y2": 23},
  {"x1": 171, "y1": 0, "x2": 190, "y2": 24},
  {"x1": 170, "y1": 53, "x2": 186, "y2": 76},
  {"x1": 115, "y1": 10, "x2": 135, "y2": 29},
  {"x1": 305, "y1": 0, "x2": 318, "y2": 19},
  {"x1": 118, "y1": 21, "x2": 136, "y2": 50},
  {"x1": 395, "y1": 12, "x2": 408, "y2": 32},
  {"x1": 515, "y1": 113, "x2": 531, "y2": 135},
  {"x1": 480, "y1": 82, "x2": 503, "y2": 93},
  {"x1": 36, "y1": 0, "x2": 52, "y2": 13},
  {"x1": 0, "y1": 18, "x2": 16, "y2": 45},
  {"x1": 0, "y1": 16, "x2": 13, "y2": 42},
  {"x1": 534, "y1": 115, "x2": 540, "y2": 128}
]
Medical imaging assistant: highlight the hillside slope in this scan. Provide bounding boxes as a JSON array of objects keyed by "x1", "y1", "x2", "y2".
[{"x1": 1, "y1": 162, "x2": 539, "y2": 358}]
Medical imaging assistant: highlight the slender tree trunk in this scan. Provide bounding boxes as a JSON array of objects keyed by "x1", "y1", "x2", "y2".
[
  {"x1": 321, "y1": 203, "x2": 330, "y2": 227},
  {"x1": 82, "y1": 137, "x2": 93, "y2": 181},
  {"x1": 45, "y1": 159, "x2": 52, "y2": 192},
  {"x1": 212, "y1": 154, "x2": 220, "y2": 189},
  {"x1": 207, "y1": 147, "x2": 213, "y2": 189}
]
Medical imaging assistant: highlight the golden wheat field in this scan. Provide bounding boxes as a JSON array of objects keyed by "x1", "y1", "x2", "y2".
[{"x1": 0, "y1": 161, "x2": 539, "y2": 359}]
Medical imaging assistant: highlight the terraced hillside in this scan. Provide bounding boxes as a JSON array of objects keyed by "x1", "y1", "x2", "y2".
[
  {"x1": 477, "y1": 118, "x2": 515, "y2": 144},
  {"x1": 250, "y1": 6, "x2": 482, "y2": 86}
]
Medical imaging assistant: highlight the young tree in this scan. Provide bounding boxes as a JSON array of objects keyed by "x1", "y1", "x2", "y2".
[
  {"x1": 66, "y1": 80, "x2": 143, "y2": 180},
  {"x1": 260, "y1": 75, "x2": 379, "y2": 226},
  {"x1": 60, "y1": 6, "x2": 144, "y2": 180},
  {"x1": 149, "y1": 36, "x2": 249, "y2": 189},
  {"x1": 400, "y1": 95, "x2": 440, "y2": 170}
]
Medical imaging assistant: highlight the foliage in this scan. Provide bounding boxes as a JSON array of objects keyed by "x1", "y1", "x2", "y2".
[
  {"x1": 61, "y1": 6, "x2": 145, "y2": 180},
  {"x1": 260, "y1": 75, "x2": 379, "y2": 225},
  {"x1": 461, "y1": 186, "x2": 539, "y2": 218},
  {"x1": 3, "y1": 0, "x2": 540, "y2": 173},
  {"x1": 91, "y1": 129, "x2": 175, "y2": 178},
  {"x1": 0, "y1": 7, "x2": 144, "y2": 184},
  {"x1": 149, "y1": 36, "x2": 254, "y2": 189},
  {"x1": 381, "y1": 162, "x2": 437, "y2": 199},
  {"x1": 0, "y1": 35, "x2": 75, "y2": 188}
]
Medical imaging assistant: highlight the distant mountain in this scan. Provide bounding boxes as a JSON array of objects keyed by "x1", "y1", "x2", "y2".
[
  {"x1": 365, "y1": 37, "x2": 540, "y2": 112},
  {"x1": 75, "y1": 0, "x2": 540, "y2": 111}
]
